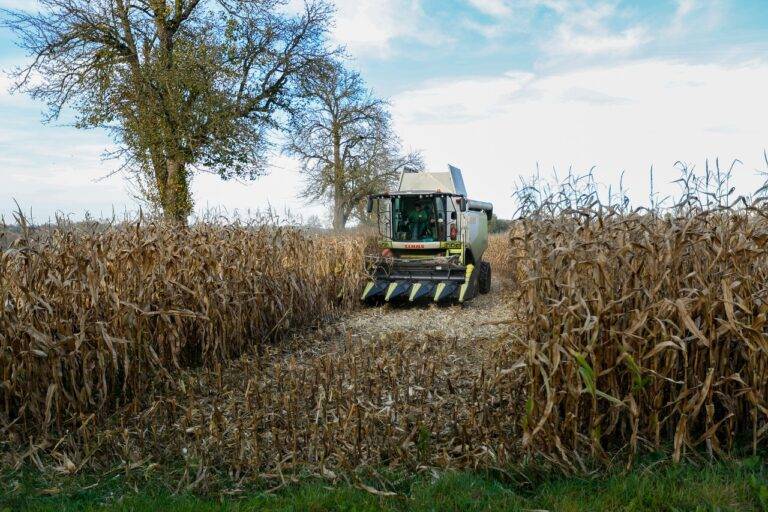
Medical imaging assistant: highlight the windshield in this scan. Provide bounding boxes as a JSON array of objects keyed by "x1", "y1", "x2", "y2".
[{"x1": 382, "y1": 195, "x2": 453, "y2": 242}]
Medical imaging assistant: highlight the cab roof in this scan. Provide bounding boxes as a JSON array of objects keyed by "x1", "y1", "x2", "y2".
[{"x1": 397, "y1": 165, "x2": 467, "y2": 196}]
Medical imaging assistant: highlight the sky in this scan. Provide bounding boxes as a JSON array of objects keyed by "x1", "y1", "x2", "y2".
[{"x1": 1, "y1": 0, "x2": 768, "y2": 223}]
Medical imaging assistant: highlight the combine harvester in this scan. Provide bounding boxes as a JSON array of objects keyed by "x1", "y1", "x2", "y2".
[{"x1": 361, "y1": 165, "x2": 493, "y2": 304}]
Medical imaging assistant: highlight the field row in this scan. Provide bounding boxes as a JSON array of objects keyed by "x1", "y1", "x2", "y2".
[
  {"x1": 1, "y1": 224, "x2": 365, "y2": 457},
  {"x1": 2, "y1": 215, "x2": 768, "y2": 479}
]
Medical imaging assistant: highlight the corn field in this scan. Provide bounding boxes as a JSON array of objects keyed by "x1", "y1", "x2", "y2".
[
  {"x1": 514, "y1": 206, "x2": 768, "y2": 469},
  {"x1": 3, "y1": 197, "x2": 768, "y2": 480},
  {"x1": 0, "y1": 220, "x2": 365, "y2": 450},
  {"x1": 486, "y1": 231, "x2": 526, "y2": 285}
]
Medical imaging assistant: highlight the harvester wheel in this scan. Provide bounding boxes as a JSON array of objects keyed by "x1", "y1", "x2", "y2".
[{"x1": 478, "y1": 261, "x2": 491, "y2": 294}]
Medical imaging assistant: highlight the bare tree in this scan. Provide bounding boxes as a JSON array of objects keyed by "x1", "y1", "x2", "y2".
[
  {"x1": 2, "y1": 0, "x2": 333, "y2": 223},
  {"x1": 285, "y1": 60, "x2": 421, "y2": 231}
]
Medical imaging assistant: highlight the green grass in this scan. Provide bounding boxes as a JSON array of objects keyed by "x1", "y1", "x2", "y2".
[{"x1": 2, "y1": 457, "x2": 767, "y2": 512}]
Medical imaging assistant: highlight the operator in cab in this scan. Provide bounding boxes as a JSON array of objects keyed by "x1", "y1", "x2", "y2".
[{"x1": 407, "y1": 202, "x2": 429, "y2": 241}]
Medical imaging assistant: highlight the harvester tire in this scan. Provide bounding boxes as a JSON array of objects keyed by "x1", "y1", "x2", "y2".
[{"x1": 478, "y1": 261, "x2": 491, "y2": 294}]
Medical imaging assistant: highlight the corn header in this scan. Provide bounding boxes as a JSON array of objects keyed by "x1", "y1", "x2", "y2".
[{"x1": 361, "y1": 165, "x2": 493, "y2": 304}]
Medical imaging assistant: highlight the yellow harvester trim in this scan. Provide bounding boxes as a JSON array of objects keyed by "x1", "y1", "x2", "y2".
[
  {"x1": 434, "y1": 282, "x2": 446, "y2": 301},
  {"x1": 385, "y1": 282, "x2": 400, "y2": 301},
  {"x1": 458, "y1": 264, "x2": 475, "y2": 302},
  {"x1": 409, "y1": 283, "x2": 422, "y2": 301},
  {"x1": 361, "y1": 281, "x2": 375, "y2": 301}
]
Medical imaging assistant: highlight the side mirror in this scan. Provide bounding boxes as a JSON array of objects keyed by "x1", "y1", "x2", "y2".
[
  {"x1": 458, "y1": 197, "x2": 467, "y2": 212},
  {"x1": 450, "y1": 212, "x2": 457, "y2": 220},
  {"x1": 366, "y1": 197, "x2": 373, "y2": 214}
]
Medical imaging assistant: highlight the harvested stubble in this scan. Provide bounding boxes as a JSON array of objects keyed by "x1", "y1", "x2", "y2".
[
  {"x1": 514, "y1": 207, "x2": 768, "y2": 467},
  {"x1": 0, "y1": 222, "x2": 365, "y2": 448},
  {"x1": 102, "y1": 310, "x2": 525, "y2": 481}
]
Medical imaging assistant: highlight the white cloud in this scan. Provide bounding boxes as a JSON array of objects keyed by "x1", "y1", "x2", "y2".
[
  {"x1": 331, "y1": 0, "x2": 450, "y2": 58},
  {"x1": 0, "y1": 71, "x2": 39, "y2": 109},
  {"x1": 462, "y1": 0, "x2": 649, "y2": 56},
  {"x1": 550, "y1": 25, "x2": 648, "y2": 56},
  {"x1": 674, "y1": 0, "x2": 697, "y2": 19},
  {"x1": 0, "y1": 73, "x2": 13, "y2": 101},
  {"x1": 463, "y1": 0, "x2": 730, "y2": 56},
  {"x1": 542, "y1": 2, "x2": 649, "y2": 57},
  {"x1": 189, "y1": 155, "x2": 326, "y2": 223},
  {"x1": 466, "y1": 0, "x2": 513, "y2": 17},
  {"x1": 0, "y1": 128, "x2": 133, "y2": 222},
  {"x1": 462, "y1": 19, "x2": 507, "y2": 39},
  {"x1": 0, "y1": 0, "x2": 39, "y2": 9},
  {"x1": 392, "y1": 59, "x2": 768, "y2": 217},
  {"x1": 667, "y1": 0, "x2": 725, "y2": 38}
]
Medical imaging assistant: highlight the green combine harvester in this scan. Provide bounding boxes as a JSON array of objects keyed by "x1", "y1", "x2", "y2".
[{"x1": 361, "y1": 165, "x2": 493, "y2": 304}]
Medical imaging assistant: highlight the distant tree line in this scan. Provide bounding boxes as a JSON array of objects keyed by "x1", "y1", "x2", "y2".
[
  {"x1": 488, "y1": 214, "x2": 512, "y2": 234},
  {"x1": 2, "y1": 0, "x2": 419, "y2": 229}
]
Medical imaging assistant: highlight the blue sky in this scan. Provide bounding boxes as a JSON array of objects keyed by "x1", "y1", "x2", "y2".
[{"x1": 2, "y1": 0, "x2": 768, "y2": 222}]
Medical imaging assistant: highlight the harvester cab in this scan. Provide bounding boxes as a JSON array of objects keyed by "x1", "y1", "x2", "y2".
[{"x1": 361, "y1": 165, "x2": 493, "y2": 304}]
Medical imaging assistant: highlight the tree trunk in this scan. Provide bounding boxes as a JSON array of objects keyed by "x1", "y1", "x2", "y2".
[
  {"x1": 158, "y1": 158, "x2": 192, "y2": 224},
  {"x1": 331, "y1": 124, "x2": 345, "y2": 231},
  {"x1": 332, "y1": 194, "x2": 346, "y2": 231}
]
